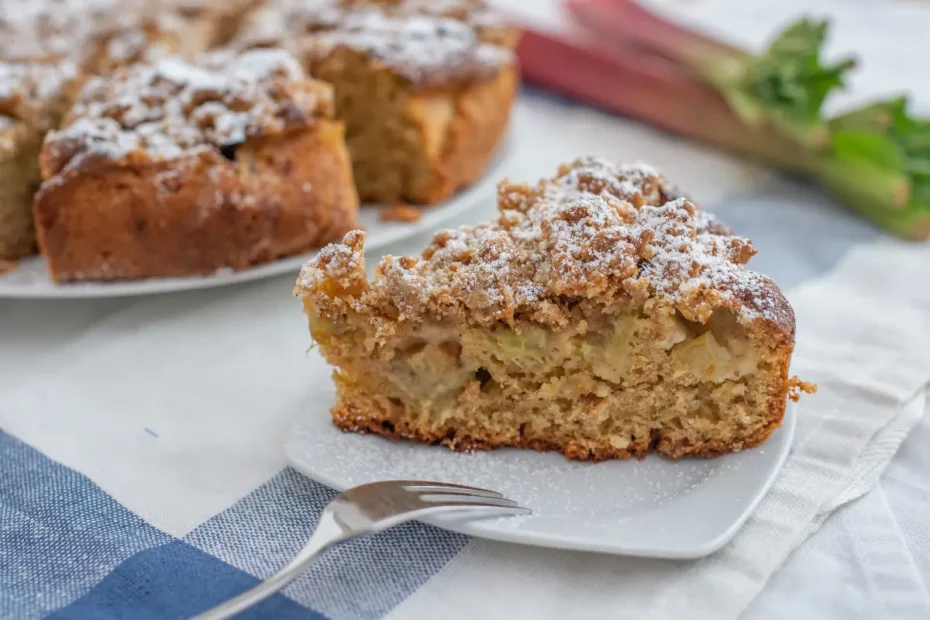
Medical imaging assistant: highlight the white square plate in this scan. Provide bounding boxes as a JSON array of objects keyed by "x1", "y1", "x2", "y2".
[{"x1": 286, "y1": 351, "x2": 796, "y2": 559}]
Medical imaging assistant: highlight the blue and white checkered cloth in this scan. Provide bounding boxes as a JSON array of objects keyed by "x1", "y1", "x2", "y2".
[
  {"x1": 4, "y1": 77, "x2": 930, "y2": 620},
  {"x1": 1, "y1": 435, "x2": 467, "y2": 619}
]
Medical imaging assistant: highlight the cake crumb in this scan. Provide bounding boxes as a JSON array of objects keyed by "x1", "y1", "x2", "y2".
[
  {"x1": 787, "y1": 376, "x2": 818, "y2": 402},
  {"x1": 379, "y1": 204, "x2": 423, "y2": 223}
]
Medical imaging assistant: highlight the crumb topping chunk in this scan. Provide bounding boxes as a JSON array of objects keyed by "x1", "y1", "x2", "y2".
[
  {"x1": 41, "y1": 49, "x2": 333, "y2": 177},
  {"x1": 298, "y1": 158, "x2": 795, "y2": 337}
]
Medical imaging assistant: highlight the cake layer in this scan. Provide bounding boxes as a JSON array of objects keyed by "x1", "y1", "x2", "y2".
[{"x1": 309, "y1": 302, "x2": 792, "y2": 460}]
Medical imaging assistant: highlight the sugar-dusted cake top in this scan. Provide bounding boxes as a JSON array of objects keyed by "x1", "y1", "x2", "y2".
[
  {"x1": 40, "y1": 49, "x2": 334, "y2": 178},
  {"x1": 236, "y1": 0, "x2": 516, "y2": 89},
  {"x1": 297, "y1": 157, "x2": 795, "y2": 338}
]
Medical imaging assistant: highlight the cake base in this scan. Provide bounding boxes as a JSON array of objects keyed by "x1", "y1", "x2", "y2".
[{"x1": 328, "y1": 367, "x2": 789, "y2": 463}]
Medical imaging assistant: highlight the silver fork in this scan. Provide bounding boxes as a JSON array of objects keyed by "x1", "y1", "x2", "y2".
[{"x1": 191, "y1": 480, "x2": 530, "y2": 620}]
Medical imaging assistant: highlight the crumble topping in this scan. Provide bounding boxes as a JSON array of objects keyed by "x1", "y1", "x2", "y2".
[
  {"x1": 298, "y1": 158, "x2": 795, "y2": 339},
  {"x1": 236, "y1": 0, "x2": 515, "y2": 89},
  {"x1": 41, "y1": 49, "x2": 333, "y2": 178}
]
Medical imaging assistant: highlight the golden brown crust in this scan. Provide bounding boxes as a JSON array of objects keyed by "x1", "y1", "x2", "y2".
[{"x1": 35, "y1": 121, "x2": 357, "y2": 282}]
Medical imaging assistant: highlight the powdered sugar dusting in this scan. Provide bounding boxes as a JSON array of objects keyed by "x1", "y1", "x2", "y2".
[
  {"x1": 41, "y1": 48, "x2": 332, "y2": 177},
  {"x1": 235, "y1": 0, "x2": 515, "y2": 88},
  {"x1": 0, "y1": 0, "x2": 208, "y2": 67},
  {"x1": 312, "y1": 10, "x2": 512, "y2": 86},
  {"x1": 297, "y1": 230, "x2": 368, "y2": 301},
  {"x1": 299, "y1": 157, "x2": 794, "y2": 336}
]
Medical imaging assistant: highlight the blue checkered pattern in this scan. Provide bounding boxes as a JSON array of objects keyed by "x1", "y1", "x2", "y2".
[{"x1": 0, "y1": 432, "x2": 467, "y2": 619}]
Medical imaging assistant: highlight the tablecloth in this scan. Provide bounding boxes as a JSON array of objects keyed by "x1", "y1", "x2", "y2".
[{"x1": 3, "y1": 2, "x2": 930, "y2": 619}]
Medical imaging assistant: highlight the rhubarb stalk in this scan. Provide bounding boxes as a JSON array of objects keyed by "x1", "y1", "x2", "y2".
[{"x1": 545, "y1": 0, "x2": 930, "y2": 239}]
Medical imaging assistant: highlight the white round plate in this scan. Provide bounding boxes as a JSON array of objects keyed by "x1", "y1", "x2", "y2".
[
  {"x1": 286, "y1": 349, "x2": 797, "y2": 559},
  {"x1": 0, "y1": 142, "x2": 509, "y2": 299}
]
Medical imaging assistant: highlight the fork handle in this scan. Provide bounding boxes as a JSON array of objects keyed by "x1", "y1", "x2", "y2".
[{"x1": 190, "y1": 513, "x2": 348, "y2": 620}]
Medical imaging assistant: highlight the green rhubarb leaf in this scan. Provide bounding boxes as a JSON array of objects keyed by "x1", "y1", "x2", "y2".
[
  {"x1": 831, "y1": 97, "x2": 905, "y2": 133},
  {"x1": 831, "y1": 129, "x2": 903, "y2": 171},
  {"x1": 828, "y1": 97, "x2": 930, "y2": 215},
  {"x1": 711, "y1": 18, "x2": 856, "y2": 147},
  {"x1": 914, "y1": 183, "x2": 930, "y2": 207}
]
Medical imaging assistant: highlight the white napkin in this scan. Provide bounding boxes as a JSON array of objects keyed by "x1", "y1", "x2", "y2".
[{"x1": 385, "y1": 238, "x2": 930, "y2": 620}]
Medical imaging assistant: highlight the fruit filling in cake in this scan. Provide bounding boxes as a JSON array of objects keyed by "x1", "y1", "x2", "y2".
[{"x1": 296, "y1": 157, "x2": 813, "y2": 461}]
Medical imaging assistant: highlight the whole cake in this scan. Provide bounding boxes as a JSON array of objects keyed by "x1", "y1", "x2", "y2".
[
  {"x1": 296, "y1": 158, "x2": 813, "y2": 461},
  {"x1": 0, "y1": 0, "x2": 519, "y2": 282},
  {"x1": 35, "y1": 49, "x2": 358, "y2": 282},
  {"x1": 235, "y1": 0, "x2": 518, "y2": 204},
  {"x1": 0, "y1": 0, "x2": 261, "y2": 268}
]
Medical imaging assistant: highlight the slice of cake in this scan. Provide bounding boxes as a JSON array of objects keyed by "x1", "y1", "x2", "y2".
[
  {"x1": 35, "y1": 48, "x2": 358, "y2": 282},
  {"x1": 235, "y1": 0, "x2": 519, "y2": 205},
  {"x1": 0, "y1": 60, "x2": 79, "y2": 261},
  {"x1": 296, "y1": 158, "x2": 812, "y2": 461}
]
